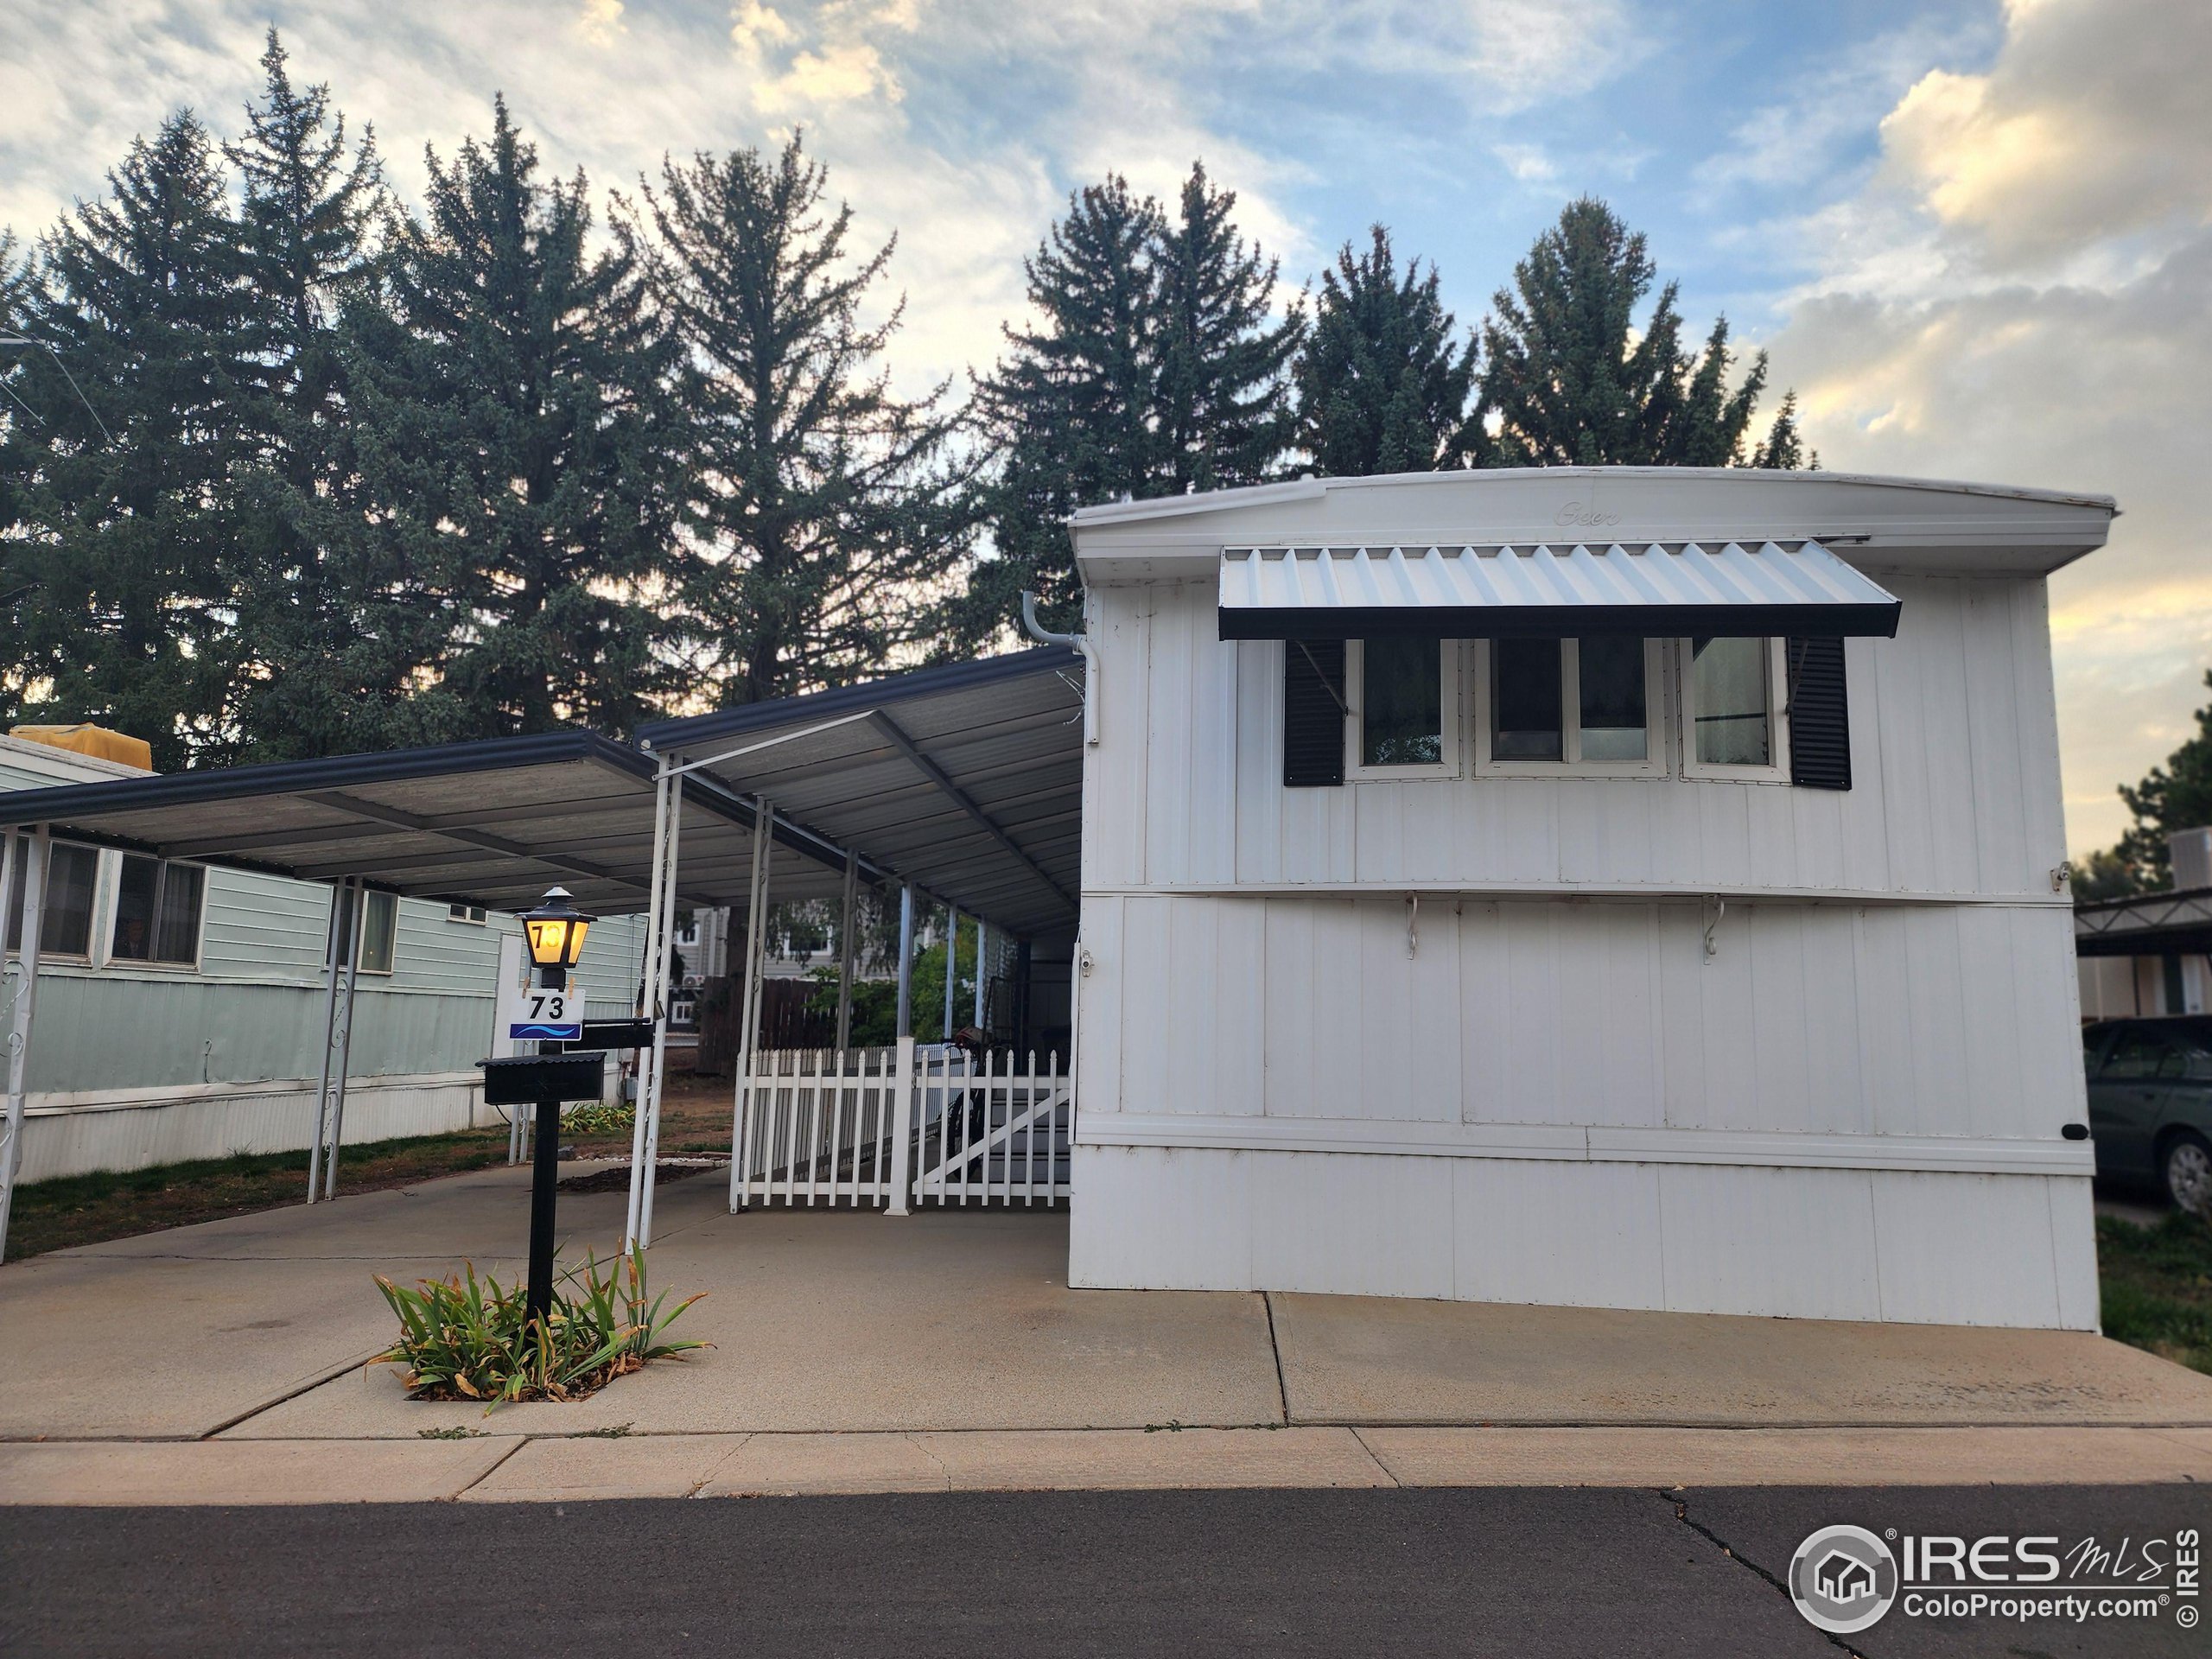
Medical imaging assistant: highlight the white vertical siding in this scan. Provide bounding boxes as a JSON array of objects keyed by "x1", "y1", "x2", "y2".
[
  {"x1": 1077, "y1": 893, "x2": 2084, "y2": 1146},
  {"x1": 1067, "y1": 1144, "x2": 2099, "y2": 1329},
  {"x1": 1109, "y1": 573, "x2": 2066, "y2": 899}
]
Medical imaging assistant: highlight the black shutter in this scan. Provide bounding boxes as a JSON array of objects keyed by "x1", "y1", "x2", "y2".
[
  {"x1": 1787, "y1": 636, "x2": 1852, "y2": 790},
  {"x1": 1282, "y1": 639, "x2": 1346, "y2": 788}
]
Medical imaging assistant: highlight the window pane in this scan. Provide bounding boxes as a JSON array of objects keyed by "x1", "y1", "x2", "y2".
[
  {"x1": 154, "y1": 864, "x2": 203, "y2": 963},
  {"x1": 2106, "y1": 1032, "x2": 2170, "y2": 1080},
  {"x1": 1360, "y1": 638, "x2": 1443, "y2": 766},
  {"x1": 1578, "y1": 636, "x2": 1647, "y2": 761},
  {"x1": 10, "y1": 842, "x2": 103, "y2": 957},
  {"x1": 1692, "y1": 637, "x2": 1770, "y2": 766},
  {"x1": 111, "y1": 855, "x2": 159, "y2": 960},
  {"x1": 357, "y1": 890, "x2": 397, "y2": 974},
  {"x1": 1492, "y1": 637, "x2": 1562, "y2": 760}
]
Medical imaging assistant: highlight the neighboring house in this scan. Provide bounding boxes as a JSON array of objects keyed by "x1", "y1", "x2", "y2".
[
  {"x1": 1, "y1": 733, "x2": 646, "y2": 1183},
  {"x1": 2077, "y1": 828, "x2": 2212, "y2": 1020},
  {"x1": 1063, "y1": 467, "x2": 2112, "y2": 1330}
]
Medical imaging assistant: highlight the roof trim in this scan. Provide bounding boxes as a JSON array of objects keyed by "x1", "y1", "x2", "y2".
[
  {"x1": 0, "y1": 728, "x2": 648, "y2": 827},
  {"x1": 1068, "y1": 467, "x2": 2120, "y2": 528},
  {"x1": 636, "y1": 646, "x2": 1084, "y2": 751}
]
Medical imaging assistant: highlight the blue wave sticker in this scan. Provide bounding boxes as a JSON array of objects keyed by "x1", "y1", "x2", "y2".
[{"x1": 509, "y1": 1022, "x2": 582, "y2": 1040}]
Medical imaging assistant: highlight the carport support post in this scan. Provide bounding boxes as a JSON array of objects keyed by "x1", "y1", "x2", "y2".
[
  {"x1": 308, "y1": 877, "x2": 358, "y2": 1204},
  {"x1": 943, "y1": 904, "x2": 959, "y2": 1040},
  {"x1": 972, "y1": 917, "x2": 986, "y2": 1031},
  {"x1": 833, "y1": 849, "x2": 858, "y2": 1054},
  {"x1": 727, "y1": 797, "x2": 770, "y2": 1215},
  {"x1": 894, "y1": 882, "x2": 915, "y2": 1039},
  {"x1": 322, "y1": 878, "x2": 363, "y2": 1199},
  {"x1": 638, "y1": 772, "x2": 686, "y2": 1248},
  {"x1": 626, "y1": 757, "x2": 674, "y2": 1250},
  {"x1": 0, "y1": 827, "x2": 50, "y2": 1259}
]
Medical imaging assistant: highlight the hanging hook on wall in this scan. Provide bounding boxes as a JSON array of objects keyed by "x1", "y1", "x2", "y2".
[
  {"x1": 1703, "y1": 897, "x2": 1727, "y2": 962},
  {"x1": 1406, "y1": 893, "x2": 1421, "y2": 959}
]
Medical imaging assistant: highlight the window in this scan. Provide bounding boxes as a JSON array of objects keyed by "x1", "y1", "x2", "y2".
[
  {"x1": 355, "y1": 889, "x2": 398, "y2": 975},
  {"x1": 1344, "y1": 639, "x2": 1456, "y2": 778},
  {"x1": 1476, "y1": 637, "x2": 1662, "y2": 772},
  {"x1": 447, "y1": 903, "x2": 487, "y2": 925},
  {"x1": 2103, "y1": 1030, "x2": 2183, "y2": 1081},
  {"x1": 110, "y1": 855, "x2": 205, "y2": 966},
  {"x1": 4, "y1": 836, "x2": 100, "y2": 958},
  {"x1": 1491, "y1": 638, "x2": 1562, "y2": 760},
  {"x1": 1683, "y1": 637, "x2": 1789, "y2": 777}
]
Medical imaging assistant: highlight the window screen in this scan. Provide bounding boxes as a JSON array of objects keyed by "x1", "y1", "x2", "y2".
[
  {"x1": 1577, "y1": 636, "x2": 1647, "y2": 762},
  {"x1": 1360, "y1": 638, "x2": 1444, "y2": 766},
  {"x1": 4, "y1": 838, "x2": 99, "y2": 957},
  {"x1": 111, "y1": 855, "x2": 206, "y2": 965},
  {"x1": 357, "y1": 889, "x2": 398, "y2": 974},
  {"x1": 1492, "y1": 637, "x2": 1562, "y2": 760},
  {"x1": 1691, "y1": 637, "x2": 1770, "y2": 766}
]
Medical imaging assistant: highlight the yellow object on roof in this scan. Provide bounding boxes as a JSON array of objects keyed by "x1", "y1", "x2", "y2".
[{"x1": 9, "y1": 724, "x2": 155, "y2": 772}]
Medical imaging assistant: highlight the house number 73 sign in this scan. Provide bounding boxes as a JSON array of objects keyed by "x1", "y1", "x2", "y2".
[{"x1": 499, "y1": 978, "x2": 582, "y2": 1043}]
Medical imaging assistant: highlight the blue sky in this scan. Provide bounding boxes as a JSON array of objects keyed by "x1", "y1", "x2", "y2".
[{"x1": 2, "y1": 0, "x2": 2205, "y2": 853}]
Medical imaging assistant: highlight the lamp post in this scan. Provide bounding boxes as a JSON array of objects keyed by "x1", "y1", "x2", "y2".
[{"x1": 520, "y1": 887, "x2": 592, "y2": 1326}]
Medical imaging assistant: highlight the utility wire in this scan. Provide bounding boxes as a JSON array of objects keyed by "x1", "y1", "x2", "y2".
[{"x1": 0, "y1": 335, "x2": 113, "y2": 444}]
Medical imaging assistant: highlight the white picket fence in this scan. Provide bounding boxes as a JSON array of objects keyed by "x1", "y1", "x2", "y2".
[{"x1": 730, "y1": 1037, "x2": 1071, "y2": 1211}]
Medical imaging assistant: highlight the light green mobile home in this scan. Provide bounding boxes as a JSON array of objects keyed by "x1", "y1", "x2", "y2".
[{"x1": 2, "y1": 734, "x2": 646, "y2": 1182}]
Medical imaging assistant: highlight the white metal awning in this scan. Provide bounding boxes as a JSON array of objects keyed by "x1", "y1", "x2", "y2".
[{"x1": 1216, "y1": 540, "x2": 1902, "y2": 640}]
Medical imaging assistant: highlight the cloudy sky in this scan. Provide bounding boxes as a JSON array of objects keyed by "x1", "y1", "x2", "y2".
[{"x1": 3, "y1": 0, "x2": 2203, "y2": 853}]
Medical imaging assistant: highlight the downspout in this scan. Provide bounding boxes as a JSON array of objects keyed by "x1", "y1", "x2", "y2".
[{"x1": 1021, "y1": 591, "x2": 1098, "y2": 748}]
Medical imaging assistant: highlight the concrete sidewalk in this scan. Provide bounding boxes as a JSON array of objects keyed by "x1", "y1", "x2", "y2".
[{"x1": 7, "y1": 1159, "x2": 2212, "y2": 1502}]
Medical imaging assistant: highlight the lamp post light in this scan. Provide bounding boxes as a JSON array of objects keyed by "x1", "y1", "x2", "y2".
[{"x1": 520, "y1": 887, "x2": 593, "y2": 1326}]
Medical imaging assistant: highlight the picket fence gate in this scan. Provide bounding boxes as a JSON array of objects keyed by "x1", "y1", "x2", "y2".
[{"x1": 729, "y1": 1036, "x2": 1071, "y2": 1211}]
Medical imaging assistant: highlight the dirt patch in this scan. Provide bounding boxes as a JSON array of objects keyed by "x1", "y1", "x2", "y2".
[{"x1": 559, "y1": 1160, "x2": 725, "y2": 1194}]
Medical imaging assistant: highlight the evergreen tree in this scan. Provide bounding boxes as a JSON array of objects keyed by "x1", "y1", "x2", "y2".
[
  {"x1": 966, "y1": 175, "x2": 1165, "y2": 639},
  {"x1": 2086, "y1": 670, "x2": 2212, "y2": 892},
  {"x1": 341, "y1": 99, "x2": 681, "y2": 741},
  {"x1": 1294, "y1": 225, "x2": 1479, "y2": 475},
  {"x1": 1154, "y1": 162, "x2": 1301, "y2": 493},
  {"x1": 223, "y1": 29, "x2": 393, "y2": 760},
  {"x1": 965, "y1": 165, "x2": 1296, "y2": 641},
  {"x1": 1480, "y1": 198, "x2": 1797, "y2": 469},
  {"x1": 1751, "y1": 389, "x2": 1817, "y2": 470},
  {"x1": 3, "y1": 112, "x2": 254, "y2": 769},
  {"x1": 627, "y1": 136, "x2": 973, "y2": 705}
]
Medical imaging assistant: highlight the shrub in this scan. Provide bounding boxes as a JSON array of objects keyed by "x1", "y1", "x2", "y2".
[
  {"x1": 562, "y1": 1101, "x2": 636, "y2": 1136},
  {"x1": 372, "y1": 1249, "x2": 706, "y2": 1410}
]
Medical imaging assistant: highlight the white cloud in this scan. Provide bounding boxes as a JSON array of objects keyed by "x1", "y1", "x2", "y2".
[{"x1": 1760, "y1": 0, "x2": 2212, "y2": 852}]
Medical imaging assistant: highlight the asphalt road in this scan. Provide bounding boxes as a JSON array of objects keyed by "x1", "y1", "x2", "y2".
[{"x1": 3, "y1": 1484, "x2": 2206, "y2": 1657}]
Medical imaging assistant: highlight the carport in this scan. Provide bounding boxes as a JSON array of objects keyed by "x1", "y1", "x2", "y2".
[{"x1": 0, "y1": 648, "x2": 1088, "y2": 1259}]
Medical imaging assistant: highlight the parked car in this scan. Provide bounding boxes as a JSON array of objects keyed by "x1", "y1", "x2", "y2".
[{"x1": 2082, "y1": 1017, "x2": 2212, "y2": 1208}]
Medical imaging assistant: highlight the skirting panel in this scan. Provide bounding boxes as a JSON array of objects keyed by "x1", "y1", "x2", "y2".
[
  {"x1": 18, "y1": 1077, "x2": 493, "y2": 1183},
  {"x1": 1067, "y1": 1143, "x2": 2100, "y2": 1330}
]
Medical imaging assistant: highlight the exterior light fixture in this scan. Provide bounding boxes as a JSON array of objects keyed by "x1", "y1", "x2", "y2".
[{"x1": 523, "y1": 887, "x2": 593, "y2": 984}]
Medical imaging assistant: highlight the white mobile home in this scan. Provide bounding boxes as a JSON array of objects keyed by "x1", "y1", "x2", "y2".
[
  {"x1": 1063, "y1": 467, "x2": 2113, "y2": 1330},
  {"x1": 0, "y1": 466, "x2": 2116, "y2": 1332}
]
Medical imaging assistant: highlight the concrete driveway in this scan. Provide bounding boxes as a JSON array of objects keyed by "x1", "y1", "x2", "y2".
[{"x1": 9, "y1": 1158, "x2": 2212, "y2": 1501}]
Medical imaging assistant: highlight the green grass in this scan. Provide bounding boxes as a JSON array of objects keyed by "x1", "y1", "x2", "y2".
[
  {"x1": 3, "y1": 1127, "x2": 516, "y2": 1262},
  {"x1": 2096, "y1": 1211, "x2": 2212, "y2": 1374}
]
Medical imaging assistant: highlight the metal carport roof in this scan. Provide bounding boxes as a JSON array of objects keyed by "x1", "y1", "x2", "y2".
[
  {"x1": 0, "y1": 729, "x2": 837, "y2": 916},
  {"x1": 637, "y1": 646, "x2": 1085, "y2": 940}
]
